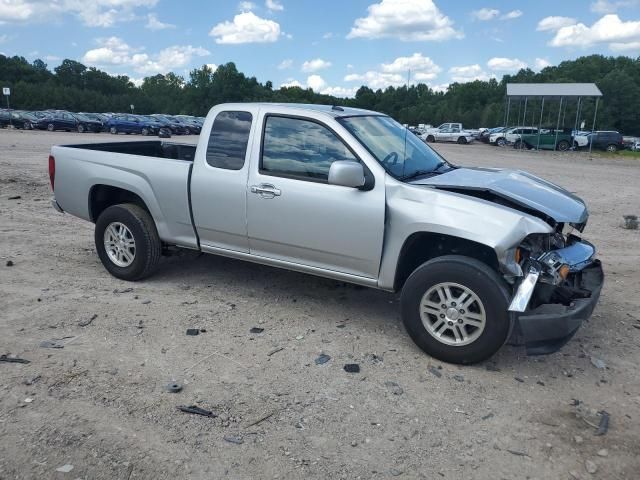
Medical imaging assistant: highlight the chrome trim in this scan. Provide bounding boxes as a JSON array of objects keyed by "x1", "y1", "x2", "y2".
[{"x1": 509, "y1": 266, "x2": 540, "y2": 312}]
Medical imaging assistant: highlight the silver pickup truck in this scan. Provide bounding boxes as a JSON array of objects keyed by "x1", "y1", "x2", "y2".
[{"x1": 49, "y1": 103, "x2": 603, "y2": 364}]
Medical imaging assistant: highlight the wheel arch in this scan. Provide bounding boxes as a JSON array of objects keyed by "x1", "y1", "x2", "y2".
[
  {"x1": 392, "y1": 232, "x2": 499, "y2": 292},
  {"x1": 88, "y1": 184, "x2": 152, "y2": 223}
]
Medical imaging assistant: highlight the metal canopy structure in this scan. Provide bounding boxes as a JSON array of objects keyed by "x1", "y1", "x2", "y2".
[
  {"x1": 504, "y1": 83, "x2": 602, "y2": 153},
  {"x1": 506, "y1": 83, "x2": 602, "y2": 99}
]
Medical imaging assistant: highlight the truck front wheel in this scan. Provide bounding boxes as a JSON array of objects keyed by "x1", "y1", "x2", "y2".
[
  {"x1": 95, "y1": 204, "x2": 161, "y2": 281},
  {"x1": 400, "y1": 255, "x2": 512, "y2": 364}
]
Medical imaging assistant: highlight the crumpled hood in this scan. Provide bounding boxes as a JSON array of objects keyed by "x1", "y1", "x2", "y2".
[{"x1": 412, "y1": 167, "x2": 588, "y2": 224}]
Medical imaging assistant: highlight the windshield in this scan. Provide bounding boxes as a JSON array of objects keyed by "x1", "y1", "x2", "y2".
[
  {"x1": 338, "y1": 115, "x2": 448, "y2": 180},
  {"x1": 73, "y1": 113, "x2": 92, "y2": 121}
]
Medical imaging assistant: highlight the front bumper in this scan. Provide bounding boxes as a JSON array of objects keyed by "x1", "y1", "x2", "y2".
[{"x1": 508, "y1": 260, "x2": 604, "y2": 354}]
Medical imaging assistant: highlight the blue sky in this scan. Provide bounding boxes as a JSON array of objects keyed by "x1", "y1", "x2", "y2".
[{"x1": 1, "y1": 0, "x2": 639, "y2": 95}]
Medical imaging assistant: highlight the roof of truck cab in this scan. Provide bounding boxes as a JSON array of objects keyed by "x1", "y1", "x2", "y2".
[{"x1": 218, "y1": 103, "x2": 384, "y2": 118}]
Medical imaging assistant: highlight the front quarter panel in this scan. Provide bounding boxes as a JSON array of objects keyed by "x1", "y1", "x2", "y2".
[{"x1": 378, "y1": 179, "x2": 553, "y2": 290}]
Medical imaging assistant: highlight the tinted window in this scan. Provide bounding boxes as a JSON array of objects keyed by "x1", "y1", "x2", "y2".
[
  {"x1": 261, "y1": 116, "x2": 357, "y2": 181},
  {"x1": 206, "y1": 111, "x2": 253, "y2": 170}
]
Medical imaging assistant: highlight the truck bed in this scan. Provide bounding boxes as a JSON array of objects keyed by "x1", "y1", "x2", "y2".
[
  {"x1": 65, "y1": 141, "x2": 197, "y2": 162},
  {"x1": 51, "y1": 141, "x2": 199, "y2": 249}
]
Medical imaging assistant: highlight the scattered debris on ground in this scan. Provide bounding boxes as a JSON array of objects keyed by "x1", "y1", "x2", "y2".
[
  {"x1": 315, "y1": 353, "x2": 331, "y2": 365},
  {"x1": 249, "y1": 327, "x2": 264, "y2": 334},
  {"x1": 177, "y1": 405, "x2": 217, "y2": 418},
  {"x1": 223, "y1": 435, "x2": 244, "y2": 445},
  {"x1": 166, "y1": 382, "x2": 183, "y2": 393},
  {"x1": 0, "y1": 354, "x2": 30, "y2": 364},
  {"x1": 186, "y1": 329, "x2": 200, "y2": 336},
  {"x1": 590, "y1": 356, "x2": 606, "y2": 369},
  {"x1": 428, "y1": 366, "x2": 442, "y2": 378},
  {"x1": 78, "y1": 314, "x2": 97, "y2": 327},
  {"x1": 55, "y1": 464, "x2": 74, "y2": 473},
  {"x1": 344, "y1": 364, "x2": 360, "y2": 373},
  {"x1": 623, "y1": 214, "x2": 638, "y2": 230},
  {"x1": 6, "y1": 260, "x2": 14, "y2": 267}
]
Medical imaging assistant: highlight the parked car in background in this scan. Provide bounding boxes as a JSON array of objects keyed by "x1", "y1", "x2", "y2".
[
  {"x1": 32, "y1": 110, "x2": 99, "y2": 132},
  {"x1": 479, "y1": 127, "x2": 506, "y2": 143},
  {"x1": 630, "y1": 140, "x2": 640, "y2": 151},
  {"x1": 425, "y1": 127, "x2": 475, "y2": 144},
  {"x1": 490, "y1": 127, "x2": 538, "y2": 147},
  {"x1": 0, "y1": 109, "x2": 14, "y2": 128},
  {"x1": 107, "y1": 114, "x2": 159, "y2": 136},
  {"x1": 513, "y1": 128, "x2": 574, "y2": 151},
  {"x1": 586, "y1": 131, "x2": 625, "y2": 152},
  {"x1": 150, "y1": 114, "x2": 190, "y2": 135}
]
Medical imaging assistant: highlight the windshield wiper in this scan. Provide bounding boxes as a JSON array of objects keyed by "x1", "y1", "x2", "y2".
[
  {"x1": 399, "y1": 162, "x2": 449, "y2": 181},
  {"x1": 399, "y1": 170, "x2": 437, "y2": 181}
]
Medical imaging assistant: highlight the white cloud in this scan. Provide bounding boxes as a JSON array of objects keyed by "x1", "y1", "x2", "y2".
[
  {"x1": 205, "y1": 63, "x2": 218, "y2": 71},
  {"x1": 238, "y1": 1, "x2": 256, "y2": 10},
  {"x1": 306, "y1": 74, "x2": 326, "y2": 91},
  {"x1": 344, "y1": 53, "x2": 442, "y2": 89},
  {"x1": 609, "y1": 40, "x2": 640, "y2": 50},
  {"x1": 544, "y1": 14, "x2": 640, "y2": 50},
  {"x1": 449, "y1": 64, "x2": 490, "y2": 83},
  {"x1": 430, "y1": 83, "x2": 449, "y2": 93},
  {"x1": 472, "y1": 8, "x2": 499, "y2": 21},
  {"x1": 82, "y1": 37, "x2": 209, "y2": 75},
  {"x1": 537, "y1": 16, "x2": 578, "y2": 32},
  {"x1": 277, "y1": 58, "x2": 293, "y2": 69},
  {"x1": 145, "y1": 13, "x2": 175, "y2": 30},
  {"x1": 381, "y1": 53, "x2": 441, "y2": 80},
  {"x1": 345, "y1": 71, "x2": 405, "y2": 89},
  {"x1": 0, "y1": 34, "x2": 8, "y2": 43},
  {"x1": 0, "y1": 0, "x2": 158, "y2": 27},
  {"x1": 280, "y1": 78, "x2": 303, "y2": 88},
  {"x1": 301, "y1": 58, "x2": 332, "y2": 72},
  {"x1": 501, "y1": 9, "x2": 522, "y2": 20},
  {"x1": 322, "y1": 32, "x2": 334, "y2": 39},
  {"x1": 534, "y1": 58, "x2": 551, "y2": 70},
  {"x1": 210, "y1": 11, "x2": 280, "y2": 44},
  {"x1": 487, "y1": 57, "x2": 528, "y2": 71},
  {"x1": 265, "y1": 0, "x2": 283, "y2": 11},
  {"x1": 347, "y1": 0, "x2": 463, "y2": 42},
  {"x1": 319, "y1": 86, "x2": 358, "y2": 97},
  {"x1": 591, "y1": 0, "x2": 639, "y2": 14}
]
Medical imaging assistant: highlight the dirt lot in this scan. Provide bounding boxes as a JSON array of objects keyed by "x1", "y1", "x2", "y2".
[{"x1": 1, "y1": 128, "x2": 639, "y2": 480}]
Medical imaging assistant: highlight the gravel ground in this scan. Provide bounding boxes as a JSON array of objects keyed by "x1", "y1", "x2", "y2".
[{"x1": 1, "y1": 129, "x2": 639, "y2": 480}]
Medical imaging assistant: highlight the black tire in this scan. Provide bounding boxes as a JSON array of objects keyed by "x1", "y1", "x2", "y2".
[
  {"x1": 24, "y1": 121, "x2": 31, "y2": 130},
  {"x1": 400, "y1": 255, "x2": 512, "y2": 364},
  {"x1": 47, "y1": 123, "x2": 55, "y2": 132},
  {"x1": 426, "y1": 135, "x2": 435, "y2": 143},
  {"x1": 77, "y1": 124, "x2": 85, "y2": 133},
  {"x1": 457, "y1": 136, "x2": 467, "y2": 145},
  {"x1": 110, "y1": 127, "x2": 118, "y2": 135},
  {"x1": 557, "y1": 140, "x2": 570, "y2": 151},
  {"x1": 606, "y1": 144, "x2": 617, "y2": 153},
  {"x1": 141, "y1": 128, "x2": 149, "y2": 136},
  {"x1": 95, "y1": 204, "x2": 161, "y2": 281},
  {"x1": 496, "y1": 137, "x2": 506, "y2": 147}
]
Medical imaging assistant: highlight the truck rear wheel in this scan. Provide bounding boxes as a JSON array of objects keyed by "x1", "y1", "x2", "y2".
[
  {"x1": 95, "y1": 204, "x2": 161, "y2": 281},
  {"x1": 400, "y1": 255, "x2": 512, "y2": 364}
]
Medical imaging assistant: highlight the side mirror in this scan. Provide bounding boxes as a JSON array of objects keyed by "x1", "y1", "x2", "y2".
[{"x1": 328, "y1": 161, "x2": 365, "y2": 188}]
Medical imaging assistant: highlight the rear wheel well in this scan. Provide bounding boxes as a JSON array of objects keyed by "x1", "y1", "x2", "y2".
[
  {"x1": 394, "y1": 232, "x2": 499, "y2": 291},
  {"x1": 89, "y1": 185, "x2": 150, "y2": 223}
]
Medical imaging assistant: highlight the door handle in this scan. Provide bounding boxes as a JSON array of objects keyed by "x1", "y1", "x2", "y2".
[{"x1": 250, "y1": 183, "x2": 281, "y2": 198}]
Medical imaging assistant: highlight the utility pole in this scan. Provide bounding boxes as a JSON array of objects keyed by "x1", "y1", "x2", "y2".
[{"x1": 3, "y1": 87, "x2": 11, "y2": 128}]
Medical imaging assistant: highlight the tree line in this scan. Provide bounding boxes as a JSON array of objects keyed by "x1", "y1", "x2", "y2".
[{"x1": 1, "y1": 54, "x2": 639, "y2": 135}]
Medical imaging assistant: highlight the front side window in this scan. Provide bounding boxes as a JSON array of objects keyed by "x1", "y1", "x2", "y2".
[
  {"x1": 206, "y1": 111, "x2": 253, "y2": 170},
  {"x1": 261, "y1": 116, "x2": 357, "y2": 181}
]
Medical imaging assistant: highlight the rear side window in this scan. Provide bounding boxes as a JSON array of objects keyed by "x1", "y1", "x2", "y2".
[
  {"x1": 206, "y1": 111, "x2": 253, "y2": 170},
  {"x1": 261, "y1": 116, "x2": 357, "y2": 181}
]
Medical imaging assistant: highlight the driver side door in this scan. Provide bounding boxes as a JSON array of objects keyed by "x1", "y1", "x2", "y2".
[{"x1": 246, "y1": 113, "x2": 386, "y2": 279}]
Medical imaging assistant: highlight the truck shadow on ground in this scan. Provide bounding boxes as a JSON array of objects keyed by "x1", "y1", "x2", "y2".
[{"x1": 150, "y1": 249, "x2": 527, "y2": 367}]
